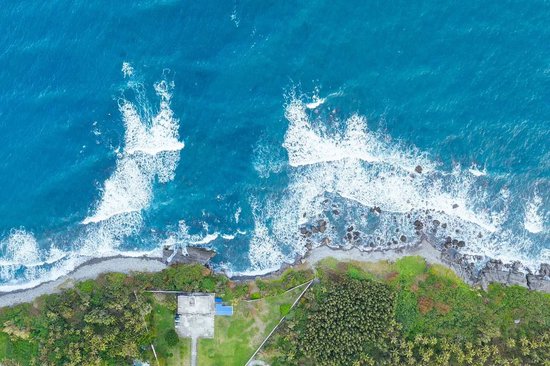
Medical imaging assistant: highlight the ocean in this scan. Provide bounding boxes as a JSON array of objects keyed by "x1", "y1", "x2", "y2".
[{"x1": 0, "y1": 0, "x2": 548, "y2": 290}]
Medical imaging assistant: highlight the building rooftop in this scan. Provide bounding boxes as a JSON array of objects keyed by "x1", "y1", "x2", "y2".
[{"x1": 175, "y1": 293, "x2": 215, "y2": 339}]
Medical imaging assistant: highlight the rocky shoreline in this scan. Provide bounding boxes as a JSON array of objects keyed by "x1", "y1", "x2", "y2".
[
  {"x1": 439, "y1": 247, "x2": 550, "y2": 293},
  {"x1": 0, "y1": 238, "x2": 547, "y2": 309},
  {"x1": 292, "y1": 213, "x2": 550, "y2": 293}
]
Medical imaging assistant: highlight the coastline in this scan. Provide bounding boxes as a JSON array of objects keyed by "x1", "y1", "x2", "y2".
[
  {"x1": 0, "y1": 256, "x2": 166, "y2": 308},
  {"x1": 0, "y1": 241, "x2": 548, "y2": 309}
]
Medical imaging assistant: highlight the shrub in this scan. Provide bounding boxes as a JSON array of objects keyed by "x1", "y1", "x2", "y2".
[{"x1": 164, "y1": 329, "x2": 179, "y2": 347}]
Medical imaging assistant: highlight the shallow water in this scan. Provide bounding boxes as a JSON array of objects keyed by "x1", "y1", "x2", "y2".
[{"x1": 0, "y1": 1, "x2": 548, "y2": 288}]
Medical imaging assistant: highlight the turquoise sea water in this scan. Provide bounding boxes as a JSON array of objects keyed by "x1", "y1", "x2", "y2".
[{"x1": 0, "y1": 1, "x2": 548, "y2": 289}]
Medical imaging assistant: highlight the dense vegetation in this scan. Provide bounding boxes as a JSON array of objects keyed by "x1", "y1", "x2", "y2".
[
  {"x1": 262, "y1": 257, "x2": 550, "y2": 366},
  {"x1": 0, "y1": 264, "x2": 313, "y2": 365},
  {"x1": 0, "y1": 258, "x2": 549, "y2": 365}
]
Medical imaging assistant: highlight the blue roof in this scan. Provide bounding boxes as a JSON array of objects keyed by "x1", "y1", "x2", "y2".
[
  {"x1": 215, "y1": 304, "x2": 233, "y2": 316},
  {"x1": 215, "y1": 297, "x2": 223, "y2": 303}
]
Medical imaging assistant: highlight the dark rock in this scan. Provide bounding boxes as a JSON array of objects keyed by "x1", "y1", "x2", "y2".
[
  {"x1": 415, "y1": 165, "x2": 423, "y2": 174},
  {"x1": 320, "y1": 237, "x2": 331, "y2": 246},
  {"x1": 452, "y1": 203, "x2": 459, "y2": 209},
  {"x1": 347, "y1": 226, "x2": 354, "y2": 232},
  {"x1": 371, "y1": 206, "x2": 382, "y2": 214},
  {"x1": 433, "y1": 219, "x2": 440, "y2": 227},
  {"x1": 163, "y1": 246, "x2": 216, "y2": 265},
  {"x1": 303, "y1": 212, "x2": 306, "y2": 218},
  {"x1": 319, "y1": 223, "x2": 327, "y2": 233},
  {"x1": 400, "y1": 235, "x2": 407, "y2": 242},
  {"x1": 457, "y1": 240, "x2": 465, "y2": 248},
  {"x1": 441, "y1": 223, "x2": 447, "y2": 229},
  {"x1": 332, "y1": 209, "x2": 340, "y2": 215},
  {"x1": 352, "y1": 231, "x2": 360, "y2": 240},
  {"x1": 346, "y1": 233, "x2": 352, "y2": 241},
  {"x1": 477, "y1": 232, "x2": 483, "y2": 238},
  {"x1": 311, "y1": 226, "x2": 319, "y2": 234},
  {"x1": 300, "y1": 227, "x2": 309, "y2": 235},
  {"x1": 413, "y1": 220, "x2": 424, "y2": 229}
]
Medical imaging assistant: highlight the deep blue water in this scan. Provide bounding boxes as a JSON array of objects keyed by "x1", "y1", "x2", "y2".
[{"x1": 0, "y1": 0, "x2": 548, "y2": 288}]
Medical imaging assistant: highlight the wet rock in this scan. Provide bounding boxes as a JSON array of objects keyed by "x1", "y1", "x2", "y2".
[
  {"x1": 413, "y1": 220, "x2": 424, "y2": 229},
  {"x1": 332, "y1": 209, "x2": 340, "y2": 215},
  {"x1": 370, "y1": 206, "x2": 382, "y2": 214},
  {"x1": 441, "y1": 223, "x2": 447, "y2": 229},
  {"x1": 433, "y1": 219, "x2": 440, "y2": 227},
  {"x1": 452, "y1": 203, "x2": 459, "y2": 209},
  {"x1": 299, "y1": 227, "x2": 309, "y2": 235},
  {"x1": 415, "y1": 230, "x2": 421, "y2": 236},
  {"x1": 352, "y1": 231, "x2": 360, "y2": 240},
  {"x1": 457, "y1": 240, "x2": 465, "y2": 248},
  {"x1": 347, "y1": 226, "x2": 354, "y2": 232},
  {"x1": 539, "y1": 264, "x2": 550, "y2": 277},
  {"x1": 392, "y1": 239, "x2": 398, "y2": 244},
  {"x1": 320, "y1": 237, "x2": 331, "y2": 246},
  {"x1": 303, "y1": 212, "x2": 307, "y2": 218},
  {"x1": 346, "y1": 233, "x2": 352, "y2": 241},
  {"x1": 415, "y1": 165, "x2": 423, "y2": 174},
  {"x1": 317, "y1": 219, "x2": 327, "y2": 233},
  {"x1": 400, "y1": 235, "x2": 407, "y2": 242},
  {"x1": 477, "y1": 232, "x2": 483, "y2": 238},
  {"x1": 445, "y1": 236, "x2": 452, "y2": 244}
]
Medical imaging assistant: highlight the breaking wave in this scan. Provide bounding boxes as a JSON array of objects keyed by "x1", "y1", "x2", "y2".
[
  {"x1": 0, "y1": 64, "x2": 184, "y2": 290},
  {"x1": 248, "y1": 91, "x2": 549, "y2": 273}
]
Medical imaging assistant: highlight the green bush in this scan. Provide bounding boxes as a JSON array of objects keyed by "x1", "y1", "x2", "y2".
[{"x1": 164, "y1": 329, "x2": 179, "y2": 347}]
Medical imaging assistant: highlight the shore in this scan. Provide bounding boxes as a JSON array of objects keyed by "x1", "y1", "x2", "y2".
[
  {"x1": 303, "y1": 240, "x2": 445, "y2": 267},
  {"x1": 0, "y1": 241, "x2": 548, "y2": 309},
  {"x1": 0, "y1": 256, "x2": 166, "y2": 308}
]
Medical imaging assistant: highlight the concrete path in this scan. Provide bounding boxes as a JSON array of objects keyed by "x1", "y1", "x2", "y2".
[{"x1": 191, "y1": 337, "x2": 198, "y2": 366}]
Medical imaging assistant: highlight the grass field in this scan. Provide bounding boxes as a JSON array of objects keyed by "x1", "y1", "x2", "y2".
[
  {"x1": 150, "y1": 300, "x2": 191, "y2": 366},
  {"x1": 198, "y1": 285, "x2": 306, "y2": 366}
]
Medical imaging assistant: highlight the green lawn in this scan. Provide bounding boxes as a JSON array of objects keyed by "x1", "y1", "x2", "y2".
[
  {"x1": 150, "y1": 301, "x2": 191, "y2": 366},
  {"x1": 198, "y1": 286, "x2": 306, "y2": 366}
]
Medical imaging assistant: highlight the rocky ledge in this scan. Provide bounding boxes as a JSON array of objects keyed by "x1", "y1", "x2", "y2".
[{"x1": 440, "y1": 248, "x2": 550, "y2": 293}]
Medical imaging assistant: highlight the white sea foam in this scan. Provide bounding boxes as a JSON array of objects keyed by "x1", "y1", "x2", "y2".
[
  {"x1": 191, "y1": 233, "x2": 219, "y2": 245},
  {"x1": 305, "y1": 96, "x2": 326, "y2": 109},
  {"x1": 0, "y1": 69, "x2": 184, "y2": 290},
  {"x1": 234, "y1": 207, "x2": 241, "y2": 224},
  {"x1": 248, "y1": 199, "x2": 287, "y2": 270},
  {"x1": 524, "y1": 191, "x2": 544, "y2": 234},
  {"x1": 468, "y1": 164, "x2": 487, "y2": 177},
  {"x1": 248, "y1": 92, "x2": 546, "y2": 273},
  {"x1": 82, "y1": 79, "x2": 183, "y2": 225},
  {"x1": 0, "y1": 230, "x2": 40, "y2": 266},
  {"x1": 122, "y1": 62, "x2": 134, "y2": 78}
]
